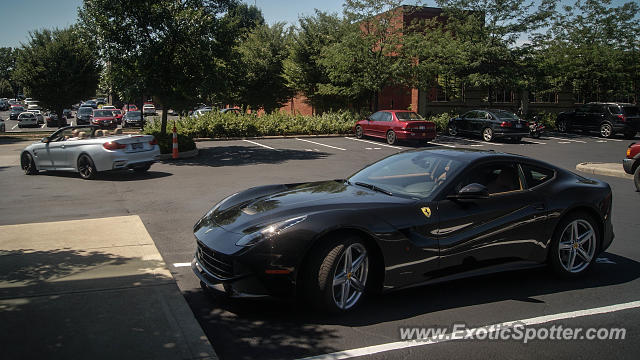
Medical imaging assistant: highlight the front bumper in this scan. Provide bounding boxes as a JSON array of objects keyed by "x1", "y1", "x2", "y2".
[{"x1": 623, "y1": 158, "x2": 637, "y2": 174}]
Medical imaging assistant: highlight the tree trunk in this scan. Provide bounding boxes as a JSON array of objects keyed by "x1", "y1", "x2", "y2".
[{"x1": 161, "y1": 105, "x2": 168, "y2": 135}]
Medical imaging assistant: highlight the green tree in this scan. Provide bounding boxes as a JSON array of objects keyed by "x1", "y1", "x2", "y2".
[
  {"x1": 0, "y1": 47, "x2": 18, "y2": 97},
  {"x1": 283, "y1": 11, "x2": 351, "y2": 113},
  {"x1": 233, "y1": 23, "x2": 294, "y2": 112},
  {"x1": 536, "y1": 0, "x2": 640, "y2": 103},
  {"x1": 12, "y1": 27, "x2": 99, "y2": 118},
  {"x1": 79, "y1": 0, "x2": 237, "y2": 134},
  {"x1": 317, "y1": 0, "x2": 409, "y2": 110},
  {"x1": 0, "y1": 78, "x2": 13, "y2": 98}
]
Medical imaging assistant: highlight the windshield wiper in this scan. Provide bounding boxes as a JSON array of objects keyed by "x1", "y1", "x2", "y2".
[{"x1": 353, "y1": 182, "x2": 393, "y2": 196}]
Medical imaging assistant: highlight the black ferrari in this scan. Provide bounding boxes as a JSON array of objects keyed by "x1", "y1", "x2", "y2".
[{"x1": 193, "y1": 149, "x2": 614, "y2": 312}]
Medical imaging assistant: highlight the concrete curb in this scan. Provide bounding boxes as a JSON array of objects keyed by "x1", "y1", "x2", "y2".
[
  {"x1": 157, "y1": 148, "x2": 199, "y2": 160},
  {"x1": 576, "y1": 162, "x2": 633, "y2": 179},
  {"x1": 193, "y1": 134, "x2": 353, "y2": 142}
]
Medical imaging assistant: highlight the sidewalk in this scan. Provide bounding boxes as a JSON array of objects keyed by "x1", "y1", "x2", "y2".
[
  {"x1": 0, "y1": 215, "x2": 216, "y2": 360},
  {"x1": 576, "y1": 162, "x2": 633, "y2": 179}
]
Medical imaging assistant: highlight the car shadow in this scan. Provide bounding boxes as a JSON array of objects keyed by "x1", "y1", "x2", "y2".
[
  {"x1": 160, "y1": 146, "x2": 330, "y2": 167},
  {"x1": 40, "y1": 170, "x2": 173, "y2": 181},
  {"x1": 186, "y1": 252, "x2": 640, "y2": 359}
]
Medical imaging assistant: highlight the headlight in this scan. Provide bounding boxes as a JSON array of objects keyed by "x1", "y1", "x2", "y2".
[{"x1": 235, "y1": 216, "x2": 307, "y2": 247}]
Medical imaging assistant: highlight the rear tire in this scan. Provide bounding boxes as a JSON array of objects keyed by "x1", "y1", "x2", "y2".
[
  {"x1": 386, "y1": 130, "x2": 397, "y2": 145},
  {"x1": 77, "y1": 154, "x2": 97, "y2": 180},
  {"x1": 600, "y1": 122, "x2": 613, "y2": 138},
  {"x1": 355, "y1": 125, "x2": 363, "y2": 139},
  {"x1": 549, "y1": 212, "x2": 599, "y2": 278},
  {"x1": 21, "y1": 153, "x2": 38, "y2": 175},
  {"x1": 482, "y1": 127, "x2": 494, "y2": 142},
  {"x1": 303, "y1": 236, "x2": 370, "y2": 313}
]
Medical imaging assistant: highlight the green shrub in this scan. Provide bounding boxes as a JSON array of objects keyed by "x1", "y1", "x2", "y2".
[
  {"x1": 427, "y1": 112, "x2": 458, "y2": 132},
  {"x1": 147, "y1": 131, "x2": 196, "y2": 154},
  {"x1": 143, "y1": 110, "x2": 360, "y2": 139}
]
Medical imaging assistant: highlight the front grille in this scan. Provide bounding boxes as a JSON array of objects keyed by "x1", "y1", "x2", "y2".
[{"x1": 197, "y1": 241, "x2": 234, "y2": 280}]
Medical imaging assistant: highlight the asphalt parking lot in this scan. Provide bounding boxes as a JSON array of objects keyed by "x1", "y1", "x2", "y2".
[{"x1": 1, "y1": 130, "x2": 639, "y2": 359}]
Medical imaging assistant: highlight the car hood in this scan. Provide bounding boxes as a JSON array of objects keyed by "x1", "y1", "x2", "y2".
[{"x1": 194, "y1": 180, "x2": 412, "y2": 235}]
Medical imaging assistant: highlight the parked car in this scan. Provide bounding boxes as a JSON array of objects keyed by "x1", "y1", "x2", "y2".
[
  {"x1": 91, "y1": 109, "x2": 118, "y2": 129},
  {"x1": 122, "y1": 110, "x2": 144, "y2": 128},
  {"x1": 76, "y1": 106, "x2": 94, "y2": 125},
  {"x1": 20, "y1": 125, "x2": 160, "y2": 180},
  {"x1": 354, "y1": 110, "x2": 437, "y2": 145},
  {"x1": 63, "y1": 109, "x2": 73, "y2": 119},
  {"x1": 26, "y1": 101, "x2": 40, "y2": 110},
  {"x1": 122, "y1": 104, "x2": 138, "y2": 113},
  {"x1": 46, "y1": 112, "x2": 67, "y2": 127},
  {"x1": 17, "y1": 112, "x2": 38, "y2": 128},
  {"x1": 0, "y1": 99, "x2": 9, "y2": 111},
  {"x1": 96, "y1": 98, "x2": 107, "y2": 106},
  {"x1": 220, "y1": 108, "x2": 241, "y2": 114},
  {"x1": 447, "y1": 109, "x2": 529, "y2": 142},
  {"x1": 111, "y1": 109, "x2": 124, "y2": 124},
  {"x1": 81, "y1": 100, "x2": 98, "y2": 109},
  {"x1": 9, "y1": 106, "x2": 25, "y2": 120},
  {"x1": 623, "y1": 142, "x2": 640, "y2": 191},
  {"x1": 557, "y1": 102, "x2": 640, "y2": 139},
  {"x1": 27, "y1": 109, "x2": 45, "y2": 124},
  {"x1": 193, "y1": 148, "x2": 614, "y2": 312},
  {"x1": 142, "y1": 104, "x2": 156, "y2": 116},
  {"x1": 192, "y1": 107, "x2": 212, "y2": 117}
]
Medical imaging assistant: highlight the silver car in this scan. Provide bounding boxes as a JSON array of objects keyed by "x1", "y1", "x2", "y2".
[{"x1": 20, "y1": 125, "x2": 161, "y2": 179}]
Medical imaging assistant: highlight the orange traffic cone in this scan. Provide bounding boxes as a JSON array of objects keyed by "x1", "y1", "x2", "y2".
[{"x1": 172, "y1": 122, "x2": 178, "y2": 159}]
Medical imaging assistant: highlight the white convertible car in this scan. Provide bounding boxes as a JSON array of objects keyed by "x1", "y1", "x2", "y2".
[{"x1": 20, "y1": 125, "x2": 161, "y2": 179}]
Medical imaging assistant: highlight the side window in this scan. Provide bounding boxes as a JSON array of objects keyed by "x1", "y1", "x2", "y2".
[
  {"x1": 608, "y1": 106, "x2": 622, "y2": 115},
  {"x1": 455, "y1": 163, "x2": 523, "y2": 195},
  {"x1": 462, "y1": 111, "x2": 477, "y2": 119},
  {"x1": 476, "y1": 111, "x2": 488, "y2": 119},
  {"x1": 369, "y1": 112, "x2": 382, "y2": 121},
  {"x1": 520, "y1": 164, "x2": 555, "y2": 188},
  {"x1": 382, "y1": 112, "x2": 393, "y2": 122}
]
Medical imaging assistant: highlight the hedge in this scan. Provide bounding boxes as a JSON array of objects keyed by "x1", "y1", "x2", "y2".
[{"x1": 143, "y1": 110, "x2": 361, "y2": 139}]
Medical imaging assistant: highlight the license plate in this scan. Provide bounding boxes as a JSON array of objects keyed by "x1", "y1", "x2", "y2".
[
  {"x1": 515, "y1": 123, "x2": 522, "y2": 128},
  {"x1": 131, "y1": 143, "x2": 143, "y2": 150}
]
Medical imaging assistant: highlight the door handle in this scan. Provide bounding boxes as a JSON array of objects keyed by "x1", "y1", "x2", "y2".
[{"x1": 532, "y1": 203, "x2": 546, "y2": 211}]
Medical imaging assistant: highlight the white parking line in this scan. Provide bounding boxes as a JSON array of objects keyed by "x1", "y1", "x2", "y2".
[
  {"x1": 345, "y1": 137, "x2": 403, "y2": 150},
  {"x1": 429, "y1": 141, "x2": 456, "y2": 148},
  {"x1": 243, "y1": 139, "x2": 277, "y2": 150},
  {"x1": 439, "y1": 136, "x2": 503, "y2": 146},
  {"x1": 298, "y1": 300, "x2": 640, "y2": 360},
  {"x1": 296, "y1": 138, "x2": 346, "y2": 151},
  {"x1": 588, "y1": 136, "x2": 623, "y2": 142},
  {"x1": 524, "y1": 140, "x2": 547, "y2": 145},
  {"x1": 173, "y1": 262, "x2": 191, "y2": 267},
  {"x1": 546, "y1": 136, "x2": 587, "y2": 143},
  {"x1": 11, "y1": 123, "x2": 18, "y2": 130},
  {"x1": 557, "y1": 141, "x2": 571, "y2": 144}
]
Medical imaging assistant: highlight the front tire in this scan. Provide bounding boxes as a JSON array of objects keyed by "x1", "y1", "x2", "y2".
[
  {"x1": 549, "y1": 212, "x2": 599, "y2": 278},
  {"x1": 557, "y1": 119, "x2": 567, "y2": 133},
  {"x1": 600, "y1": 122, "x2": 613, "y2": 138},
  {"x1": 447, "y1": 123, "x2": 458, "y2": 136},
  {"x1": 21, "y1": 153, "x2": 38, "y2": 175},
  {"x1": 355, "y1": 125, "x2": 363, "y2": 139},
  {"x1": 482, "y1": 127, "x2": 494, "y2": 142},
  {"x1": 304, "y1": 236, "x2": 370, "y2": 313},
  {"x1": 386, "y1": 130, "x2": 397, "y2": 145},
  {"x1": 634, "y1": 166, "x2": 640, "y2": 192},
  {"x1": 77, "y1": 154, "x2": 97, "y2": 180}
]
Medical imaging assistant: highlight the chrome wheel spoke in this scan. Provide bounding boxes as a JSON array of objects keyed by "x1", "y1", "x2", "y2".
[
  {"x1": 351, "y1": 253, "x2": 366, "y2": 272},
  {"x1": 567, "y1": 249, "x2": 576, "y2": 270},
  {"x1": 349, "y1": 277, "x2": 365, "y2": 292},
  {"x1": 558, "y1": 241, "x2": 572, "y2": 251},
  {"x1": 340, "y1": 280, "x2": 350, "y2": 308},
  {"x1": 333, "y1": 271, "x2": 347, "y2": 286},
  {"x1": 577, "y1": 247, "x2": 591, "y2": 263},
  {"x1": 577, "y1": 230, "x2": 593, "y2": 245}
]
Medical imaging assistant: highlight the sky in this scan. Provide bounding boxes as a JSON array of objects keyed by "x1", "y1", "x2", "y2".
[{"x1": 0, "y1": 0, "x2": 631, "y2": 48}]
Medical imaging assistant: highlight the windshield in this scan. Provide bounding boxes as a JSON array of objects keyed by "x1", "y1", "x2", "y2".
[
  {"x1": 395, "y1": 112, "x2": 424, "y2": 121},
  {"x1": 94, "y1": 110, "x2": 113, "y2": 117},
  {"x1": 78, "y1": 107, "x2": 92, "y2": 115},
  {"x1": 348, "y1": 151, "x2": 465, "y2": 199},
  {"x1": 126, "y1": 111, "x2": 141, "y2": 119}
]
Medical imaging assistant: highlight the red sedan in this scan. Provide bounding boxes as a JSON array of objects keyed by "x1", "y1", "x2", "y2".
[
  {"x1": 354, "y1": 110, "x2": 437, "y2": 145},
  {"x1": 122, "y1": 104, "x2": 138, "y2": 113}
]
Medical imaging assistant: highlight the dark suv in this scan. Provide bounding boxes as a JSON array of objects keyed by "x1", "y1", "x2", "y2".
[{"x1": 557, "y1": 103, "x2": 639, "y2": 139}]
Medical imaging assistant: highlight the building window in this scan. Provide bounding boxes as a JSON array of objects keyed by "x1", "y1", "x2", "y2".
[
  {"x1": 491, "y1": 88, "x2": 513, "y2": 103},
  {"x1": 433, "y1": 76, "x2": 464, "y2": 102}
]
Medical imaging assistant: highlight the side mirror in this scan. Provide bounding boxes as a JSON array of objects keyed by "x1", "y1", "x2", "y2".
[
  {"x1": 41, "y1": 137, "x2": 50, "y2": 143},
  {"x1": 447, "y1": 183, "x2": 489, "y2": 200}
]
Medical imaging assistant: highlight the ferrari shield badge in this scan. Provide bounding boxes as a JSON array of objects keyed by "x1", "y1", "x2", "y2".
[{"x1": 421, "y1": 207, "x2": 432, "y2": 218}]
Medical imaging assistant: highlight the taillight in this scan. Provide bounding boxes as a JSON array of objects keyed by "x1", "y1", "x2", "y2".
[
  {"x1": 103, "y1": 141, "x2": 126, "y2": 150},
  {"x1": 500, "y1": 121, "x2": 512, "y2": 127},
  {"x1": 617, "y1": 114, "x2": 626, "y2": 122},
  {"x1": 149, "y1": 137, "x2": 157, "y2": 145}
]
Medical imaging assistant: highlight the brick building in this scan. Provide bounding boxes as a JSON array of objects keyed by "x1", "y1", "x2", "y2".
[{"x1": 280, "y1": 6, "x2": 576, "y2": 117}]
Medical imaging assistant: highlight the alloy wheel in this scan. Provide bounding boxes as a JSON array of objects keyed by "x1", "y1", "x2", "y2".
[
  {"x1": 600, "y1": 123, "x2": 613, "y2": 138},
  {"x1": 78, "y1": 156, "x2": 95, "y2": 179},
  {"x1": 557, "y1": 219, "x2": 596, "y2": 273},
  {"x1": 332, "y1": 243, "x2": 368, "y2": 310},
  {"x1": 558, "y1": 120, "x2": 567, "y2": 133},
  {"x1": 482, "y1": 128, "x2": 494, "y2": 142},
  {"x1": 355, "y1": 125, "x2": 363, "y2": 139},
  {"x1": 448, "y1": 124, "x2": 457, "y2": 136},
  {"x1": 386, "y1": 131, "x2": 396, "y2": 145}
]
